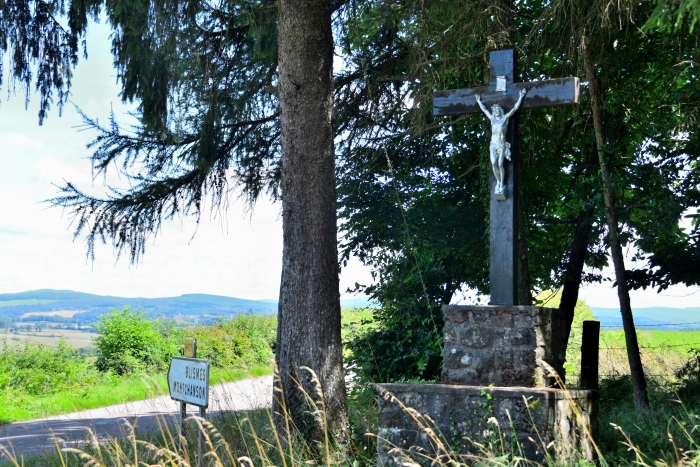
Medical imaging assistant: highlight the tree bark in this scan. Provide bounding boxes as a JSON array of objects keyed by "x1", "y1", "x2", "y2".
[
  {"x1": 274, "y1": 0, "x2": 349, "y2": 443},
  {"x1": 559, "y1": 206, "x2": 594, "y2": 334},
  {"x1": 582, "y1": 34, "x2": 649, "y2": 409}
]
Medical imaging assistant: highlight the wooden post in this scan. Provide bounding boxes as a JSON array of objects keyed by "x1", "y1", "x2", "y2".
[
  {"x1": 180, "y1": 338, "x2": 199, "y2": 462},
  {"x1": 580, "y1": 320, "x2": 600, "y2": 390},
  {"x1": 198, "y1": 406, "x2": 206, "y2": 467},
  {"x1": 179, "y1": 402, "x2": 187, "y2": 458}
]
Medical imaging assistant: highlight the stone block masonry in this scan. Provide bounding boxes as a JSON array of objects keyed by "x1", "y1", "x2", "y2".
[
  {"x1": 442, "y1": 305, "x2": 569, "y2": 387},
  {"x1": 376, "y1": 383, "x2": 597, "y2": 466}
]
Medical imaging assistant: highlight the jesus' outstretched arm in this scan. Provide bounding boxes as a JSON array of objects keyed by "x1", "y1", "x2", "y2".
[
  {"x1": 475, "y1": 94, "x2": 493, "y2": 120},
  {"x1": 504, "y1": 89, "x2": 527, "y2": 119}
]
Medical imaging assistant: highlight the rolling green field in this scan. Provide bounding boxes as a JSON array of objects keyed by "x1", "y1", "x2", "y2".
[
  {"x1": 598, "y1": 328, "x2": 700, "y2": 380},
  {"x1": 22, "y1": 310, "x2": 88, "y2": 318},
  {"x1": 0, "y1": 328, "x2": 98, "y2": 349},
  {"x1": 0, "y1": 310, "x2": 276, "y2": 425},
  {"x1": 600, "y1": 328, "x2": 700, "y2": 348},
  {"x1": 2, "y1": 305, "x2": 700, "y2": 467},
  {"x1": 0, "y1": 365, "x2": 272, "y2": 425}
]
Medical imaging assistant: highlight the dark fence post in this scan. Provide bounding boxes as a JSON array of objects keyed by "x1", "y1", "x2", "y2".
[{"x1": 580, "y1": 320, "x2": 600, "y2": 390}]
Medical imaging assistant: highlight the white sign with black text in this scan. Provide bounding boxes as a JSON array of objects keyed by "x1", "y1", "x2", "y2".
[{"x1": 168, "y1": 356, "x2": 210, "y2": 408}]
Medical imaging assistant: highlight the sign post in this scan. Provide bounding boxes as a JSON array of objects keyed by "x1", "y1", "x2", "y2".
[{"x1": 169, "y1": 339, "x2": 209, "y2": 467}]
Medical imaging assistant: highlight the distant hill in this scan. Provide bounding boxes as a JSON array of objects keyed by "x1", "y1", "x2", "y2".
[
  {"x1": 0, "y1": 289, "x2": 277, "y2": 322},
  {"x1": 5, "y1": 290, "x2": 695, "y2": 328},
  {"x1": 0, "y1": 289, "x2": 374, "y2": 323},
  {"x1": 340, "y1": 297, "x2": 375, "y2": 309},
  {"x1": 591, "y1": 306, "x2": 700, "y2": 330}
]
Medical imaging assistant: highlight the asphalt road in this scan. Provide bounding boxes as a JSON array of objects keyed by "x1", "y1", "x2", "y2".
[{"x1": 0, "y1": 375, "x2": 273, "y2": 461}]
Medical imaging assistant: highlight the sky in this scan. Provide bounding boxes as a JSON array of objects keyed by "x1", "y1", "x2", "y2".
[
  {"x1": 0, "y1": 20, "x2": 370, "y2": 301},
  {"x1": 0, "y1": 20, "x2": 697, "y2": 307}
]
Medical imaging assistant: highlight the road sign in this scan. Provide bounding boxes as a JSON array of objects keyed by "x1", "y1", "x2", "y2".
[
  {"x1": 184, "y1": 338, "x2": 197, "y2": 357},
  {"x1": 168, "y1": 356, "x2": 210, "y2": 408}
]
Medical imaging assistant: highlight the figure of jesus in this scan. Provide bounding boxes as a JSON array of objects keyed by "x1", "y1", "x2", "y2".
[{"x1": 475, "y1": 89, "x2": 527, "y2": 197}]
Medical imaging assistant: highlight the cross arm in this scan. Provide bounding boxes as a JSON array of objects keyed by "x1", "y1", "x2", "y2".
[{"x1": 433, "y1": 77, "x2": 580, "y2": 117}]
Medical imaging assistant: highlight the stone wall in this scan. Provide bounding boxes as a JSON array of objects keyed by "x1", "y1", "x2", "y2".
[
  {"x1": 442, "y1": 305, "x2": 568, "y2": 387},
  {"x1": 376, "y1": 383, "x2": 597, "y2": 466}
]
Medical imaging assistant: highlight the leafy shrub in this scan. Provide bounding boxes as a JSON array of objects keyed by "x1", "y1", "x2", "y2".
[
  {"x1": 563, "y1": 299, "x2": 596, "y2": 383},
  {"x1": 183, "y1": 314, "x2": 275, "y2": 368},
  {"x1": 95, "y1": 307, "x2": 179, "y2": 374},
  {"x1": 674, "y1": 347, "x2": 700, "y2": 401},
  {"x1": 342, "y1": 253, "x2": 469, "y2": 384},
  {"x1": 344, "y1": 301, "x2": 443, "y2": 383},
  {"x1": 596, "y1": 373, "x2": 700, "y2": 462},
  {"x1": 0, "y1": 339, "x2": 99, "y2": 395}
]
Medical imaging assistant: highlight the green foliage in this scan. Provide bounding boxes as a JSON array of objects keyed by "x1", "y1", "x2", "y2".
[
  {"x1": 535, "y1": 291, "x2": 597, "y2": 383},
  {"x1": 675, "y1": 347, "x2": 700, "y2": 400},
  {"x1": 345, "y1": 305, "x2": 443, "y2": 383},
  {"x1": 0, "y1": 339, "x2": 98, "y2": 396},
  {"x1": 182, "y1": 314, "x2": 275, "y2": 368},
  {"x1": 93, "y1": 308, "x2": 276, "y2": 376},
  {"x1": 0, "y1": 313, "x2": 274, "y2": 424},
  {"x1": 340, "y1": 308, "x2": 377, "y2": 355},
  {"x1": 644, "y1": 0, "x2": 700, "y2": 32},
  {"x1": 49, "y1": 0, "x2": 281, "y2": 264},
  {"x1": 344, "y1": 253, "x2": 454, "y2": 382},
  {"x1": 0, "y1": 0, "x2": 100, "y2": 123},
  {"x1": 597, "y1": 375, "x2": 700, "y2": 463},
  {"x1": 94, "y1": 306, "x2": 179, "y2": 375}
]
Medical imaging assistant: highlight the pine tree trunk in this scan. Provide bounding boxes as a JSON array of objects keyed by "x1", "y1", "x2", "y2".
[
  {"x1": 582, "y1": 34, "x2": 649, "y2": 409},
  {"x1": 274, "y1": 0, "x2": 349, "y2": 443}
]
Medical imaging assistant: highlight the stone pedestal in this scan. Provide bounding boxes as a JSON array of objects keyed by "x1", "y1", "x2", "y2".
[
  {"x1": 376, "y1": 305, "x2": 597, "y2": 465},
  {"x1": 376, "y1": 383, "x2": 597, "y2": 465},
  {"x1": 442, "y1": 306, "x2": 568, "y2": 387}
]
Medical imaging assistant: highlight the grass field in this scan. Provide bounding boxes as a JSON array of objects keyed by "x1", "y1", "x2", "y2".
[
  {"x1": 2, "y1": 307, "x2": 700, "y2": 466},
  {"x1": 566, "y1": 329, "x2": 700, "y2": 385},
  {"x1": 0, "y1": 374, "x2": 168, "y2": 424},
  {"x1": 0, "y1": 364, "x2": 272, "y2": 425},
  {"x1": 22, "y1": 310, "x2": 88, "y2": 318},
  {"x1": 0, "y1": 311, "x2": 276, "y2": 424},
  {"x1": 598, "y1": 328, "x2": 700, "y2": 380},
  {"x1": 0, "y1": 329, "x2": 98, "y2": 349}
]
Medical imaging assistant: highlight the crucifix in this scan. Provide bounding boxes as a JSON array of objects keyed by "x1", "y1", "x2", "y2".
[{"x1": 434, "y1": 49, "x2": 580, "y2": 306}]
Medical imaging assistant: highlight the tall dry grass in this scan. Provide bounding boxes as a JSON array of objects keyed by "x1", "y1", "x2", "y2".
[{"x1": 2, "y1": 363, "x2": 699, "y2": 467}]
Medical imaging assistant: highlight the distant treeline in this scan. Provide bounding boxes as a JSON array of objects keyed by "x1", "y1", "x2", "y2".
[{"x1": 0, "y1": 289, "x2": 278, "y2": 324}]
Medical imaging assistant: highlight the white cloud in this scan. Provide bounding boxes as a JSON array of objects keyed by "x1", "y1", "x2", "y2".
[
  {"x1": 0, "y1": 195, "x2": 285, "y2": 299},
  {"x1": 0, "y1": 133, "x2": 43, "y2": 149},
  {"x1": 34, "y1": 156, "x2": 95, "y2": 186},
  {"x1": 579, "y1": 282, "x2": 700, "y2": 309}
]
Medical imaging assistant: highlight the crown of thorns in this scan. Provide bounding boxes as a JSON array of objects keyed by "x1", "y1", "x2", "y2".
[{"x1": 491, "y1": 104, "x2": 503, "y2": 113}]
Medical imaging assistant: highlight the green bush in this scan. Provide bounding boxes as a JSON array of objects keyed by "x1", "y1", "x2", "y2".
[
  {"x1": 563, "y1": 299, "x2": 596, "y2": 382},
  {"x1": 344, "y1": 301, "x2": 444, "y2": 383},
  {"x1": 342, "y1": 254, "x2": 467, "y2": 384},
  {"x1": 94, "y1": 307, "x2": 179, "y2": 374},
  {"x1": 183, "y1": 314, "x2": 275, "y2": 368},
  {"x1": 596, "y1": 374, "x2": 700, "y2": 462},
  {"x1": 0, "y1": 339, "x2": 99, "y2": 395}
]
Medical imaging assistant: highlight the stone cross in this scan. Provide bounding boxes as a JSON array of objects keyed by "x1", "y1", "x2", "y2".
[{"x1": 433, "y1": 50, "x2": 580, "y2": 306}]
